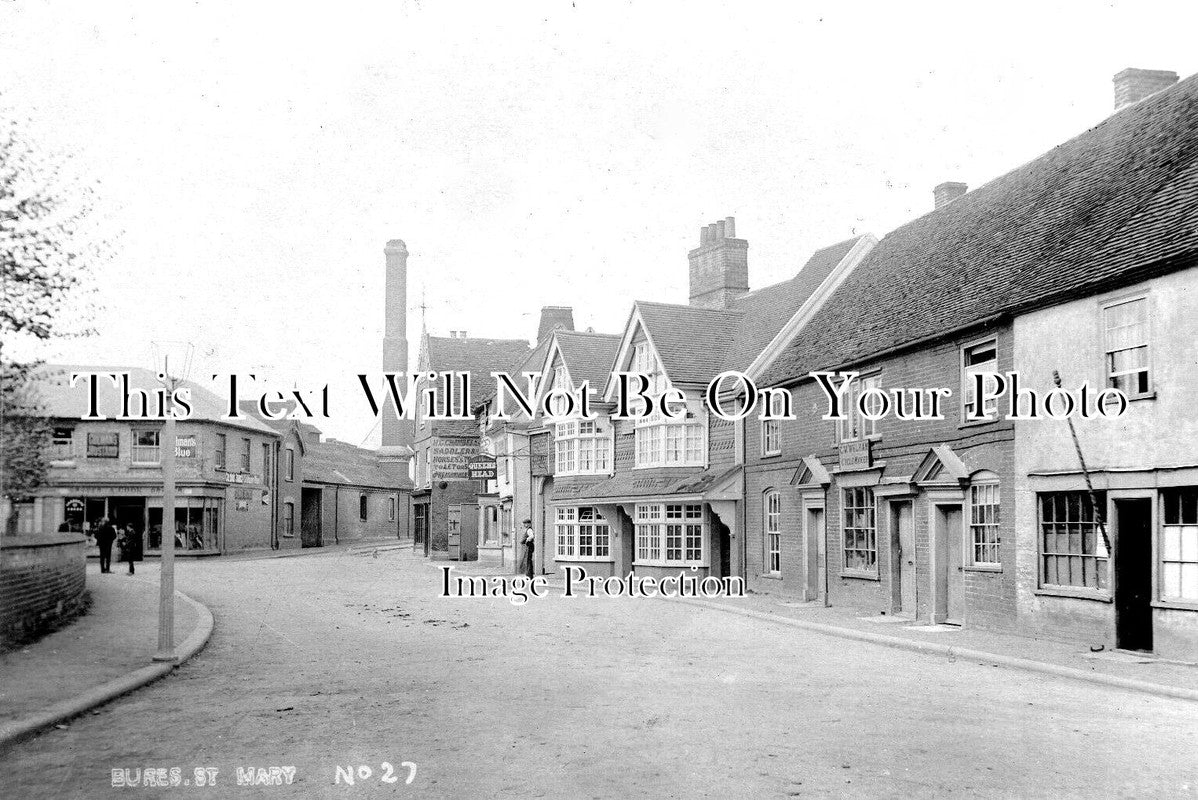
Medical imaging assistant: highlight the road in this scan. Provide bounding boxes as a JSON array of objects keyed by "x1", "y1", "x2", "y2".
[{"x1": 2, "y1": 548, "x2": 1196, "y2": 799}]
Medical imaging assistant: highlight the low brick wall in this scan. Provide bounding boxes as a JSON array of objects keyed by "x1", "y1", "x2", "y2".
[{"x1": 1, "y1": 533, "x2": 88, "y2": 651}]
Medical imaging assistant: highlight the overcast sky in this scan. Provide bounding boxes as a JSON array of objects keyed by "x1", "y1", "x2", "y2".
[{"x1": 3, "y1": 1, "x2": 1197, "y2": 444}]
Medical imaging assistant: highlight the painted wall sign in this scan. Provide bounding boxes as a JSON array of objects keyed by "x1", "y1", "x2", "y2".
[
  {"x1": 431, "y1": 439, "x2": 480, "y2": 480},
  {"x1": 175, "y1": 435, "x2": 198, "y2": 458}
]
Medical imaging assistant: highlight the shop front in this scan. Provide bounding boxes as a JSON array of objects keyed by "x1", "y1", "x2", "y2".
[{"x1": 44, "y1": 484, "x2": 226, "y2": 556}]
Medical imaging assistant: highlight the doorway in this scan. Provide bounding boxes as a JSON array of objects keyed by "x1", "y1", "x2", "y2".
[
  {"x1": 934, "y1": 504, "x2": 964, "y2": 624},
  {"x1": 713, "y1": 518, "x2": 731, "y2": 579},
  {"x1": 1114, "y1": 498, "x2": 1153, "y2": 652},
  {"x1": 301, "y1": 487, "x2": 323, "y2": 548},
  {"x1": 805, "y1": 507, "x2": 824, "y2": 602},
  {"x1": 890, "y1": 501, "x2": 915, "y2": 616}
]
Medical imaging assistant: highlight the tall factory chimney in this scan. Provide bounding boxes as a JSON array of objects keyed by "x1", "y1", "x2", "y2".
[{"x1": 380, "y1": 239, "x2": 413, "y2": 473}]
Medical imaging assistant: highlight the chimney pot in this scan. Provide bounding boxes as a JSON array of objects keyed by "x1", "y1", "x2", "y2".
[
  {"x1": 688, "y1": 216, "x2": 749, "y2": 309},
  {"x1": 933, "y1": 181, "x2": 968, "y2": 209},
  {"x1": 1113, "y1": 68, "x2": 1179, "y2": 111}
]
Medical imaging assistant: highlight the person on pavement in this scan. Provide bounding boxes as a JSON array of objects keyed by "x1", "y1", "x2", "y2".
[
  {"x1": 122, "y1": 524, "x2": 138, "y2": 575},
  {"x1": 95, "y1": 517, "x2": 116, "y2": 573},
  {"x1": 521, "y1": 519, "x2": 535, "y2": 580}
]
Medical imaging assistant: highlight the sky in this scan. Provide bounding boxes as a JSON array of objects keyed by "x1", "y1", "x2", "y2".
[{"x1": 3, "y1": 0, "x2": 1197, "y2": 445}]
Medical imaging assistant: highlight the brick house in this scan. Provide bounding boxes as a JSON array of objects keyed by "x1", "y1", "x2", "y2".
[
  {"x1": 12, "y1": 366, "x2": 281, "y2": 555},
  {"x1": 523, "y1": 327, "x2": 621, "y2": 577},
  {"x1": 750, "y1": 69, "x2": 1198, "y2": 655},
  {"x1": 471, "y1": 308, "x2": 572, "y2": 570},
  {"x1": 242, "y1": 407, "x2": 411, "y2": 550},
  {"x1": 546, "y1": 218, "x2": 871, "y2": 581},
  {"x1": 411, "y1": 332, "x2": 532, "y2": 559}
]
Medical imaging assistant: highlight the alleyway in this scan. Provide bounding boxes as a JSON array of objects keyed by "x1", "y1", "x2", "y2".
[{"x1": 2, "y1": 549, "x2": 1196, "y2": 799}]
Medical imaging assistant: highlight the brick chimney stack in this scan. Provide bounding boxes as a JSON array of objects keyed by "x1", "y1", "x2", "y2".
[
  {"x1": 1113, "y1": 68, "x2": 1178, "y2": 111},
  {"x1": 688, "y1": 216, "x2": 748, "y2": 309},
  {"x1": 380, "y1": 239, "x2": 413, "y2": 472},
  {"x1": 537, "y1": 306, "x2": 575, "y2": 343},
  {"x1": 933, "y1": 181, "x2": 968, "y2": 209}
]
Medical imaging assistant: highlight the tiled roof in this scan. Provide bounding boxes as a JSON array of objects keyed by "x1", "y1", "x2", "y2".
[
  {"x1": 635, "y1": 302, "x2": 742, "y2": 385},
  {"x1": 554, "y1": 330, "x2": 621, "y2": 394},
  {"x1": 35, "y1": 365, "x2": 277, "y2": 436},
  {"x1": 303, "y1": 438, "x2": 411, "y2": 489},
  {"x1": 633, "y1": 236, "x2": 865, "y2": 385},
  {"x1": 550, "y1": 465, "x2": 741, "y2": 502},
  {"x1": 423, "y1": 335, "x2": 533, "y2": 401},
  {"x1": 762, "y1": 73, "x2": 1198, "y2": 386},
  {"x1": 722, "y1": 236, "x2": 864, "y2": 370}
]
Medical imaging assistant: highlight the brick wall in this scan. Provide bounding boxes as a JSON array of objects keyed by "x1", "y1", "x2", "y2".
[
  {"x1": 745, "y1": 323, "x2": 1019, "y2": 628},
  {"x1": 1, "y1": 534, "x2": 88, "y2": 650}
]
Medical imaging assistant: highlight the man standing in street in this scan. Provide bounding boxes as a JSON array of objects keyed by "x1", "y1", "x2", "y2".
[
  {"x1": 521, "y1": 518, "x2": 535, "y2": 579},
  {"x1": 95, "y1": 517, "x2": 116, "y2": 574}
]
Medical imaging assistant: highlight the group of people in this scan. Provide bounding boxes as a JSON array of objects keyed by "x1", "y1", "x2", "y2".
[{"x1": 90, "y1": 518, "x2": 140, "y2": 574}]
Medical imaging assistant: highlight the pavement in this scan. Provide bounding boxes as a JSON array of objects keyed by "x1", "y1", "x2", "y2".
[
  {"x1": 2, "y1": 549, "x2": 1198, "y2": 798},
  {"x1": 0, "y1": 562, "x2": 213, "y2": 748},
  {"x1": 455, "y1": 560, "x2": 1198, "y2": 700}
]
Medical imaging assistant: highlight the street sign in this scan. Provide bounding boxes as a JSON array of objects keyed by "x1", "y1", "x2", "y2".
[{"x1": 467, "y1": 455, "x2": 498, "y2": 481}]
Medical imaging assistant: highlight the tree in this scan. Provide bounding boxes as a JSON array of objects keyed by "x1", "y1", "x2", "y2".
[{"x1": 1, "y1": 113, "x2": 105, "y2": 527}]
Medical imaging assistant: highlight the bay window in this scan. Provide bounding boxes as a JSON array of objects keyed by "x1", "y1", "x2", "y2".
[
  {"x1": 555, "y1": 506, "x2": 611, "y2": 560},
  {"x1": 634, "y1": 411, "x2": 705, "y2": 468},
  {"x1": 635, "y1": 503, "x2": 705, "y2": 566},
  {"x1": 555, "y1": 420, "x2": 611, "y2": 475}
]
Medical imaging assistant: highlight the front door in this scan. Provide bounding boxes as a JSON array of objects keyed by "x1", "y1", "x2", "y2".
[
  {"x1": 805, "y1": 508, "x2": 824, "y2": 602},
  {"x1": 891, "y1": 501, "x2": 915, "y2": 616},
  {"x1": 1115, "y1": 499, "x2": 1153, "y2": 652},
  {"x1": 935, "y1": 505, "x2": 965, "y2": 624}
]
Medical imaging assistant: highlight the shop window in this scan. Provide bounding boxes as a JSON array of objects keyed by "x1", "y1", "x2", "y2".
[
  {"x1": 1103, "y1": 296, "x2": 1151, "y2": 398},
  {"x1": 634, "y1": 503, "x2": 704, "y2": 566},
  {"x1": 842, "y1": 487, "x2": 877, "y2": 573},
  {"x1": 1162, "y1": 488, "x2": 1198, "y2": 602},
  {"x1": 765, "y1": 491, "x2": 781, "y2": 573},
  {"x1": 962, "y1": 339, "x2": 999, "y2": 420},
  {"x1": 87, "y1": 431, "x2": 119, "y2": 459},
  {"x1": 147, "y1": 497, "x2": 222, "y2": 551},
  {"x1": 969, "y1": 481, "x2": 1001, "y2": 566},
  {"x1": 131, "y1": 429, "x2": 161, "y2": 465},
  {"x1": 1039, "y1": 491, "x2": 1108, "y2": 591},
  {"x1": 215, "y1": 434, "x2": 226, "y2": 470}
]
